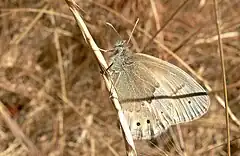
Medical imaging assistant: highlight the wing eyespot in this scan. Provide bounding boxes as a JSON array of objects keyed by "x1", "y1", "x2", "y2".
[
  {"x1": 136, "y1": 122, "x2": 141, "y2": 126},
  {"x1": 147, "y1": 119, "x2": 150, "y2": 124}
]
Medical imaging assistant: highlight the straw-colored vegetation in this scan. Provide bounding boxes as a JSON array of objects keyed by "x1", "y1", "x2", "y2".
[{"x1": 0, "y1": 0, "x2": 240, "y2": 155}]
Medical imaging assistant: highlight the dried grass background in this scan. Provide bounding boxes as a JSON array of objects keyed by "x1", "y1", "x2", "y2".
[{"x1": 0, "y1": 0, "x2": 240, "y2": 156}]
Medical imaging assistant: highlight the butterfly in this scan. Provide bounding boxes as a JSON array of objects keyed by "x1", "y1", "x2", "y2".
[{"x1": 108, "y1": 40, "x2": 210, "y2": 140}]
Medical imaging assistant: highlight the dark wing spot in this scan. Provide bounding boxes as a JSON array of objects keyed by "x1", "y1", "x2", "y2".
[
  {"x1": 136, "y1": 122, "x2": 141, "y2": 126},
  {"x1": 188, "y1": 100, "x2": 191, "y2": 104},
  {"x1": 147, "y1": 119, "x2": 150, "y2": 124}
]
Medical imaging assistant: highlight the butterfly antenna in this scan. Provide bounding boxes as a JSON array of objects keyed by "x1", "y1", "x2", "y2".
[
  {"x1": 106, "y1": 22, "x2": 122, "y2": 40},
  {"x1": 98, "y1": 48, "x2": 115, "y2": 53},
  {"x1": 127, "y1": 18, "x2": 139, "y2": 45}
]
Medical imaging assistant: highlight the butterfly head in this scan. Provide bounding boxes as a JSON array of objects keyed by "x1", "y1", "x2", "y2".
[
  {"x1": 112, "y1": 40, "x2": 127, "y2": 55},
  {"x1": 114, "y1": 40, "x2": 126, "y2": 47},
  {"x1": 108, "y1": 40, "x2": 133, "y2": 72}
]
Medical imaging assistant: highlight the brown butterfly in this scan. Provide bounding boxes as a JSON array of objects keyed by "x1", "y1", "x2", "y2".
[{"x1": 108, "y1": 40, "x2": 210, "y2": 140}]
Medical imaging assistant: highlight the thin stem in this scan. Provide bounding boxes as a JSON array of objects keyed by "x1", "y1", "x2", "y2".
[{"x1": 213, "y1": 0, "x2": 231, "y2": 155}]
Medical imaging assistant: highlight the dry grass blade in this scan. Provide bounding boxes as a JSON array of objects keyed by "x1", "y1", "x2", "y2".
[
  {"x1": 10, "y1": 4, "x2": 49, "y2": 45},
  {"x1": 176, "y1": 125, "x2": 187, "y2": 156},
  {"x1": 1, "y1": 7, "x2": 74, "y2": 20},
  {"x1": 213, "y1": 0, "x2": 231, "y2": 155},
  {"x1": 142, "y1": 0, "x2": 189, "y2": 51},
  {"x1": 196, "y1": 136, "x2": 240, "y2": 155},
  {"x1": 54, "y1": 29, "x2": 67, "y2": 101},
  {"x1": 0, "y1": 101, "x2": 42, "y2": 156},
  {"x1": 65, "y1": 0, "x2": 137, "y2": 155},
  {"x1": 149, "y1": 0, "x2": 161, "y2": 31}
]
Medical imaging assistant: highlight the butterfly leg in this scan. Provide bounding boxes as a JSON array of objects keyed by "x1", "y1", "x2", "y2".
[{"x1": 99, "y1": 63, "x2": 113, "y2": 77}]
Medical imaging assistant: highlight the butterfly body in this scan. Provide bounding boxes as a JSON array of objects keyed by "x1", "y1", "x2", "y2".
[{"x1": 108, "y1": 40, "x2": 210, "y2": 140}]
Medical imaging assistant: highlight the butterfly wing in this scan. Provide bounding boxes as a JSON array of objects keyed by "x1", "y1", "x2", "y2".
[
  {"x1": 109, "y1": 59, "x2": 166, "y2": 139},
  {"x1": 134, "y1": 53, "x2": 210, "y2": 121},
  {"x1": 109, "y1": 52, "x2": 210, "y2": 140}
]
